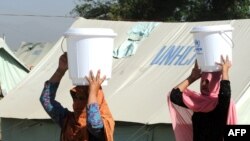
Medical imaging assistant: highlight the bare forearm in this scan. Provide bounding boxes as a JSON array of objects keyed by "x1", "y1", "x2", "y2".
[
  {"x1": 222, "y1": 70, "x2": 229, "y2": 80},
  {"x1": 176, "y1": 61, "x2": 201, "y2": 92},
  {"x1": 88, "y1": 90, "x2": 98, "y2": 106},
  {"x1": 175, "y1": 76, "x2": 196, "y2": 92},
  {"x1": 49, "y1": 68, "x2": 66, "y2": 83},
  {"x1": 218, "y1": 55, "x2": 231, "y2": 81}
]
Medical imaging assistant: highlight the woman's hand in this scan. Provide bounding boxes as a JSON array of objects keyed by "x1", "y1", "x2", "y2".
[
  {"x1": 188, "y1": 60, "x2": 202, "y2": 83},
  {"x1": 57, "y1": 52, "x2": 68, "y2": 73},
  {"x1": 175, "y1": 60, "x2": 201, "y2": 92},
  {"x1": 216, "y1": 55, "x2": 231, "y2": 80},
  {"x1": 49, "y1": 52, "x2": 68, "y2": 83},
  {"x1": 86, "y1": 70, "x2": 106, "y2": 96}
]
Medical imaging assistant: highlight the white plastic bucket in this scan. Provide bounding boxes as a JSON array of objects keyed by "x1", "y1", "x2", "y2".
[
  {"x1": 64, "y1": 28, "x2": 117, "y2": 85},
  {"x1": 191, "y1": 24, "x2": 234, "y2": 72}
]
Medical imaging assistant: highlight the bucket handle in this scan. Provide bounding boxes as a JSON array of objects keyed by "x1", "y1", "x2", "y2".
[
  {"x1": 61, "y1": 37, "x2": 66, "y2": 53},
  {"x1": 219, "y1": 31, "x2": 234, "y2": 48}
]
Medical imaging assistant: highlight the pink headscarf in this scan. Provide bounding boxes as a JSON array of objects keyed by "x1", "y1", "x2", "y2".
[{"x1": 168, "y1": 72, "x2": 237, "y2": 141}]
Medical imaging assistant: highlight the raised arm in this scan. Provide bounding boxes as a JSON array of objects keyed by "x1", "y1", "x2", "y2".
[
  {"x1": 175, "y1": 60, "x2": 202, "y2": 92},
  {"x1": 170, "y1": 61, "x2": 201, "y2": 107},
  {"x1": 40, "y1": 53, "x2": 69, "y2": 127},
  {"x1": 216, "y1": 55, "x2": 232, "y2": 110},
  {"x1": 85, "y1": 70, "x2": 106, "y2": 139},
  {"x1": 49, "y1": 52, "x2": 68, "y2": 83},
  {"x1": 217, "y1": 55, "x2": 231, "y2": 81}
]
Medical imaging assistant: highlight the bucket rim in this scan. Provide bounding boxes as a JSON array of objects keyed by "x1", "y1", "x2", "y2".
[
  {"x1": 64, "y1": 28, "x2": 117, "y2": 37},
  {"x1": 190, "y1": 24, "x2": 234, "y2": 33}
]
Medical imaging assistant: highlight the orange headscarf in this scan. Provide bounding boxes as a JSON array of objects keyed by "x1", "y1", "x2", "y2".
[{"x1": 61, "y1": 86, "x2": 115, "y2": 141}]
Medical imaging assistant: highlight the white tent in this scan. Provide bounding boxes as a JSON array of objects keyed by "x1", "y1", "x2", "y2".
[
  {"x1": 0, "y1": 18, "x2": 250, "y2": 141},
  {"x1": 15, "y1": 42, "x2": 54, "y2": 69}
]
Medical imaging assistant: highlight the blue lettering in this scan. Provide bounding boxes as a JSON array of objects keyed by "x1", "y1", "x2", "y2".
[
  {"x1": 150, "y1": 46, "x2": 167, "y2": 65},
  {"x1": 158, "y1": 45, "x2": 178, "y2": 65},
  {"x1": 166, "y1": 46, "x2": 185, "y2": 65},
  {"x1": 150, "y1": 45, "x2": 196, "y2": 66},
  {"x1": 175, "y1": 46, "x2": 195, "y2": 65},
  {"x1": 186, "y1": 53, "x2": 196, "y2": 65}
]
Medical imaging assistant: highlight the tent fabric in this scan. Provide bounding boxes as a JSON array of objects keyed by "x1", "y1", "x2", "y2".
[
  {"x1": 113, "y1": 22, "x2": 160, "y2": 58},
  {"x1": 15, "y1": 42, "x2": 54, "y2": 69},
  {"x1": 236, "y1": 83, "x2": 250, "y2": 124},
  {"x1": 0, "y1": 38, "x2": 29, "y2": 95},
  {"x1": 0, "y1": 18, "x2": 250, "y2": 125},
  {"x1": 1, "y1": 118, "x2": 175, "y2": 141}
]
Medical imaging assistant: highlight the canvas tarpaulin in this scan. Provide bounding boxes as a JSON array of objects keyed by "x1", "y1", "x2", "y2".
[
  {"x1": 0, "y1": 38, "x2": 29, "y2": 95},
  {"x1": 0, "y1": 18, "x2": 250, "y2": 125},
  {"x1": 15, "y1": 42, "x2": 54, "y2": 68}
]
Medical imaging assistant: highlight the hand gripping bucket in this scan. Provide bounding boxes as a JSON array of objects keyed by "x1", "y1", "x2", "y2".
[
  {"x1": 191, "y1": 24, "x2": 234, "y2": 72},
  {"x1": 64, "y1": 28, "x2": 117, "y2": 85}
]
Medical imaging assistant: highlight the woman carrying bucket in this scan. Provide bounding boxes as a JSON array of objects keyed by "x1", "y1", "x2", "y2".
[
  {"x1": 40, "y1": 53, "x2": 114, "y2": 141},
  {"x1": 167, "y1": 56, "x2": 237, "y2": 141}
]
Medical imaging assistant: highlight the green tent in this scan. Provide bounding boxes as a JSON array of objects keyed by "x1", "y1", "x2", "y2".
[{"x1": 0, "y1": 38, "x2": 29, "y2": 96}]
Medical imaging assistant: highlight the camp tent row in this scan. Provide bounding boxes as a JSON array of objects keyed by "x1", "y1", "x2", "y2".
[
  {"x1": 15, "y1": 42, "x2": 55, "y2": 69},
  {"x1": 0, "y1": 38, "x2": 30, "y2": 140},
  {"x1": 0, "y1": 18, "x2": 250, "y2": 141}
]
